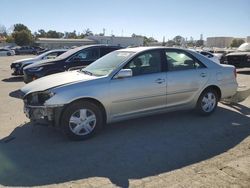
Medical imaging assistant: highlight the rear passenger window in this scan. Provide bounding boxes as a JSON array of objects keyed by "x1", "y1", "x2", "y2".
[{"x1": 165, "y1": 51, "x2": 205, "y2": 71}]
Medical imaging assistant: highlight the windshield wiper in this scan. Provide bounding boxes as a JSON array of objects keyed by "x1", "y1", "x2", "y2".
[{"x1": 80, "y1": 70, "x2": 93, "y2": 76}]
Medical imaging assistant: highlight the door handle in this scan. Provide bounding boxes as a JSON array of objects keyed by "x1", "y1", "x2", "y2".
[
  {"x1": 155, "y1": 78, "x2": 165, "y2": 84},
  {"x1": 200, "y1": 73, "x2": 207, "y2": 77}
]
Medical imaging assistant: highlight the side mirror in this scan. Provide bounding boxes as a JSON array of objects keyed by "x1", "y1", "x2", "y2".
[{"x1": 114, "y1": 69, "x2": 132, "y2": 79}]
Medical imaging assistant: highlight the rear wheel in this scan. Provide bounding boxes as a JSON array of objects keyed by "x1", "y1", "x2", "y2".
[
  {"x1": 61, "y1": 101, "x2": 103, "y2": 140},
  {"x1": 196, "y1": 89, "x2": 218, "y2": 115}
]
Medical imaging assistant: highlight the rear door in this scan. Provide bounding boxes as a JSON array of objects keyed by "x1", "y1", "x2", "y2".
[{"x1": 165, "y1": 49, "x2": 209, "y2": 107}]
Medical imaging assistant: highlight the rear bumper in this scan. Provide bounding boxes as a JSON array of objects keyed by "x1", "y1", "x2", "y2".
[{"x1": 220, "y1": 82, "x2": 238, "y2": 99}]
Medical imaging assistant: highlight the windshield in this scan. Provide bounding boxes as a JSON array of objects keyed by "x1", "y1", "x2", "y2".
[
  {"x1": 35, "y1": 50, "x2": 56, "y2": 59},
  {"x1": 82, "y1": 51, "x2": 135, "y2": 76},
  {"x1": 238, "y1": 43, "x2": 250, "y2": 52},
  {"x1": 56, "y1": 46, "x2": 83, "y2": 59}
]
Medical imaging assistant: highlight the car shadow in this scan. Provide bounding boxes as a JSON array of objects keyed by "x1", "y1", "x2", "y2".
[
  {"x1": 2, "y1": 77, "x2": 23, "y2": 82},
  {"x1": 221, "y1": 102, "x2": 250, "y2": 115},
  {"x1": 237, "y1": 70, "x2": 250, "y2": 75},
  {"x1": 0, "y1": 107, "x2": 250, "y2": 187}
]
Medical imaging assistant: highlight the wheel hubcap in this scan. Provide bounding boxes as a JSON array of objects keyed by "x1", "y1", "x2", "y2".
[
  {"x1": 69, "y1": 109, "x2": 96, "y2": 136},
  {"x1": 201, "y1": 92, "x2": 216, "y2": 112}
]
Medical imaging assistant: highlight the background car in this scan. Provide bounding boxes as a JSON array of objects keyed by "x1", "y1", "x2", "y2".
[
  {"x1": 0, "y1": 48, "x2": 15, "y2": 56},
  {"x1": 224, "y1": 43, "x2": 250, "y2": 68},
  {"x1": 23, "y1": 45, "x2": 122, "y2": 83},
  {"x1": 21, "y1": 47, "x2": 238, "y2": 140},
  {"x1": 14, "y1": 46, "x2": 37, "y2": 55},
  {"x1": 10, "y1": 49, "x2": 68, "y2": 76}
]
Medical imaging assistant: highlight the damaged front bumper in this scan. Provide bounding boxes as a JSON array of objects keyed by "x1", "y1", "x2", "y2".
[{"x1": 24, "y1": 104, "x2": 63, "y2": 126}]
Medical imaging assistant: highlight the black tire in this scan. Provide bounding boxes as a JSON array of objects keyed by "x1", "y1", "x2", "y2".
[
  {"x1": 61, "y1": 101, "x2": 104, "y2": 140},
  {"x1": 196, "y1": 89, "x2": 218, "y2": 116},
  {"x1": 7, "y1": 52, "x2": 11, "y2": 56}
]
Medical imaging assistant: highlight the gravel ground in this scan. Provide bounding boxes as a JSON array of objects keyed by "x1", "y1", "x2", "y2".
[{"x1": 0, "y1": 55, "x2": 249, "y2": 188}]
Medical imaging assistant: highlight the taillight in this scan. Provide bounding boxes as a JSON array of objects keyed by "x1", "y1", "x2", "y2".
[{"x1": 234, "y1": 68, "x2": 237, "y2": 78}]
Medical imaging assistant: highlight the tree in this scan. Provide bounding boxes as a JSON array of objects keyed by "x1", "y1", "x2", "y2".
[
  {"x1": 5, "y1": 35, "x2": 14, "y2": 43},
  {"x1": 13, "y1": 23, "x2": 29, "y2": 32},
  {"x1": 12, "y1": 30, "x2": 34, "y2": 45},
  {"x1": 0, "y1": 24, "x2": 7, "y2": 37},
  {"x1": 83, "y1": 28, "x2": 93, "y2": 37},
  {"x1": 166, "y1": 40, "x2": 176, "y2": 47},
  {"x1": 196, "y1": 40, "x2": 204, "y2": 47},
  {"x1": 36, "y1": 29, "x2": 47, "y2": 38},
  {"x1": 173, "y1": 35, "x2": 184, "y2": 46},
  {"x1": 144, "y1": 37, "x2": 157, "y2": 46},
  {"x1": 12, "y1": 23, "x2": 34, "y2": 45},
  {"x1": 46, "y1": 30, "x2": 64, "y2": 38},
  {"x1": 231, "y1": 39, "x2": 245, "y2": 48},
  {"x1": 65, "y1": 30, "x2": 77, "y2": 39}
]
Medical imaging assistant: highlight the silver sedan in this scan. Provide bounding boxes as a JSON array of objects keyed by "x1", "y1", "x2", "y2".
[{"x1": 21, "y1": 47, "x2": 238, "y2": 140}]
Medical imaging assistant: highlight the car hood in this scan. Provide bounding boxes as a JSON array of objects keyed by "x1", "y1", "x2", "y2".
[
  {"x1": 24, "y1": 59, "x2": 59, "y2": 69},
  {"x1": 21, "y1": 70, "x2": 96, "y2": 95},
  {"x1": 13, "y1": 57, "x2": 35, "y2": 64}
]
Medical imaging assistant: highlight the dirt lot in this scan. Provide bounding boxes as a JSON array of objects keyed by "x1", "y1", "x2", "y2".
[{"x1": 0, "y1": 55, "x2": 249, "y2": 188}]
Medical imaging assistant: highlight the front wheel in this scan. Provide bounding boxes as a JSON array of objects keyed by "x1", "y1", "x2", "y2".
[
  {"x1": 61, "y1": 101, "x2": 103, "y2": 140},
  {"x1": 196, "y1": 89, "x2": 218, "y2": 115}
]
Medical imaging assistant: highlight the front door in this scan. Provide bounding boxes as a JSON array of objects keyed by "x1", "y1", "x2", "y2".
[{"x1": 109, "y1": 50, "x2": 167, "y2": 120}]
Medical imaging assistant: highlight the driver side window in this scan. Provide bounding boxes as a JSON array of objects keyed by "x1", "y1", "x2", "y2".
[{"x1": 124, "y1": 51, "x2": 162, "y2": 76}]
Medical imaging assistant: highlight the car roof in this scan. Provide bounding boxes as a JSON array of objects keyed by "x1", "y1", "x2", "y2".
[
  {"x1": 118, "y1": 46, "x2": 189, "y2": 53},
  {"x1": 48, "y1": 49, "x2": 68, "y2": 52}
]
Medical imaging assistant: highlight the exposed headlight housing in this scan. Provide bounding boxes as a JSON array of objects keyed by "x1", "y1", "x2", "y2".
[{"x1": 25, "y1": 90, "x2": 55, "y2": 106}]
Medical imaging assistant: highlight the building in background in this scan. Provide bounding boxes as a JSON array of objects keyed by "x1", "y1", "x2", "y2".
[
  {"x1": 35, "y1": 38, "x2": 96, "y2": 49},
  {"x1": 206, "y1": 37, "x2": 234, "y2": 48},
  {"x1": 247, "y1": 36, "x2": 250, "y2": 43},
  {"x1": 86, "y1": 36, "x2": 144, "y2": 47}
]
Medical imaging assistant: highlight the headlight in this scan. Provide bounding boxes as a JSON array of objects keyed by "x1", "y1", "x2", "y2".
[
  {"x1": 28, "y1": 67, "x2": 44, "y2": 72},
  {"x1": 25, "y1": 90, "x2": 55, "y2": 105},
  {"x1": 15, "y1": 64, "x2": 20, "y2": 67}
]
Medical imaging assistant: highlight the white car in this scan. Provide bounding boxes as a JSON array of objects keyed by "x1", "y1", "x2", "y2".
[{"x1": 0, "y1": 48, "x2": 15, "y2": 56}]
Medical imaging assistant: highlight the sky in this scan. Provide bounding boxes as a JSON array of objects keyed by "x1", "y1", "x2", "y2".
[{"x1": 0, "y1": 0, "x2": 250, "y2": 41}]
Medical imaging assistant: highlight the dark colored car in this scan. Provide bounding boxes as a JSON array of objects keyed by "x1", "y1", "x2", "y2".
[
  {"x1": 11, "y1": 49, "x2": 68, "y2": 76},
  {"x1": 15, "y1": 46, "x2": 37, "y2": 55},
  {"x1": 32, "y1": 46, "x2": 48, "y2": 54},
  {"x1": 23, "y1": 45, "x2": 121, "y2": 83},
  {"x1": 224, "y1": 43, "x2": 250, "y2": 68}
]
